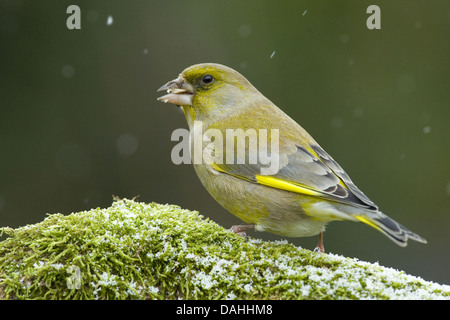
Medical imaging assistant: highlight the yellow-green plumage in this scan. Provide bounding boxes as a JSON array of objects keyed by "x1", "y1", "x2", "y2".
[{"x1": 157, "y1": 63, "x2": 427, "y2": 249}]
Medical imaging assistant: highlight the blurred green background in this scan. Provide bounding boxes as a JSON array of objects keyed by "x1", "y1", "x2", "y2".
[{"x1": 1, "y1": 0, "x2": 449, "y2": 286}]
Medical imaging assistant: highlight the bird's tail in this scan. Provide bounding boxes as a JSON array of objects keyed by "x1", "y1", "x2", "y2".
[{"x1": 354, "y1": 212, "x2": 427, "y2": 247}]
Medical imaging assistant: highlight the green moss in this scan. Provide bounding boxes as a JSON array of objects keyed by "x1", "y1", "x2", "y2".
[{"x1": 0, "y1": 198, "x2": 449, "y2": 300}]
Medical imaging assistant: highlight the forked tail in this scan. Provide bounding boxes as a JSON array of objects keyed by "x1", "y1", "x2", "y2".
[{"x1": 354, "y1": 212, "x2": 427, "y2": 247}]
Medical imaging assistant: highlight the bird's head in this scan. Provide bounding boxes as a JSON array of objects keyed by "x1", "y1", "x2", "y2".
[{"x1": 157, "y1": 63, "x2": 261, "y2": 126}]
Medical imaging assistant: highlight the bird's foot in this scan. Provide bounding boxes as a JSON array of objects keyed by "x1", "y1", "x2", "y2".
[
  {"x1": 229, "y1": 224, "x2": 255, "y2": 241},
  {"x1": 313, "y1": 232, "x2": 325, "y2": 253}
]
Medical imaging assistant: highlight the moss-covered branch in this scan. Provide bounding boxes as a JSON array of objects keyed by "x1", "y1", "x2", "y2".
[{"x1": 0, "y1": 198, "x2": 449, "y2": 300}]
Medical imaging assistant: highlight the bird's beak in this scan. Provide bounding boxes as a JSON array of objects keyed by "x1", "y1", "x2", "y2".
[{"x1": 157, "y1": 76, "x2": 195, "y2": 106}]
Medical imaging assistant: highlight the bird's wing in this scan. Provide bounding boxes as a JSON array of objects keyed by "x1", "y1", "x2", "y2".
[{"x1": 209, "y1": 137, "x2": 378, "y2": 212}]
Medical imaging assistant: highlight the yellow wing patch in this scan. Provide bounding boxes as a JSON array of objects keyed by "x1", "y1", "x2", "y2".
[
  {"x1": 210, "y1": 163, "x2": 225, "y2": 173},
  {"x1": 255, "y1": 175, "x2": 322, "y2": 197},
  {"x1": 211, "y1": 163, "x2": 324, "y2": 197}
]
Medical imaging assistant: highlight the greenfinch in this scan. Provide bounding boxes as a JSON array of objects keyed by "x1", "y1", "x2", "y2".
[{"x1": 157, "y1": 63, "x2": 426, "y2": 252}]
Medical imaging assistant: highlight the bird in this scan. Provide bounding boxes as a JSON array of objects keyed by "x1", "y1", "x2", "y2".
[{"x1": 157, "y1": 63, "x2": 427, "y2": 252}]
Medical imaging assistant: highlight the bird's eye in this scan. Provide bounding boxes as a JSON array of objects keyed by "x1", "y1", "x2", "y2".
[{"x1": 201, "y1": 75, "x2": 214, "y2": 85}]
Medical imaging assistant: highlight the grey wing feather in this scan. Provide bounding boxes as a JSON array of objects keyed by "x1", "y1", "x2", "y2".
[{"x1": 274, "y1": 144, "x2": 378, "y2": 211}]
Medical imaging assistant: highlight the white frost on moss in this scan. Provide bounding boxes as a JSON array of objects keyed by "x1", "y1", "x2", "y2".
[{"x1": 1, "y1": 199, "x2": 449, "y2": 300}]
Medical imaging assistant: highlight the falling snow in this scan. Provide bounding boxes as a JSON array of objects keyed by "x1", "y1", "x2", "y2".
[{"x1": 107, "y1": 15, "x2": 114, "y2": 26}]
